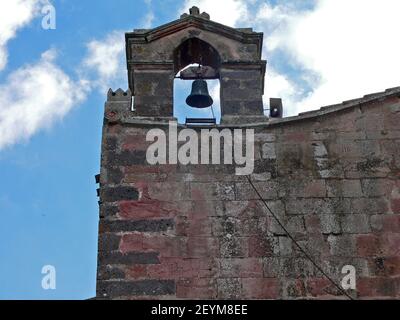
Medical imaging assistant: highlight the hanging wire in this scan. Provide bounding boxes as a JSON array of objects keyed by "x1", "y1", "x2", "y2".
[
  {"x1": 245, "y1": 175, "x2": 354, "y2": 300},
  {"x1": 210, "y1": 105, "x2": 216, "y2": 119}
]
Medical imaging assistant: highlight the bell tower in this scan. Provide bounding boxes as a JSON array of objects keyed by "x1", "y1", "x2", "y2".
[
  {"x1": 96, "y1": 7, "x2": 270, "y2": 299},
  {"x1": 125, "y1": 6, "x2": 267, "y2": 124}
]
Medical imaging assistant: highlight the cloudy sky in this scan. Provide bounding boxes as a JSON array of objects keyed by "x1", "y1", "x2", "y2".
[{"x1": 0, "y1": 0, "x2": 399, "y2": 299}]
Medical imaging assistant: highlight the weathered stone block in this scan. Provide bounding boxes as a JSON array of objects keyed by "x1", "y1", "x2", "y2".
[
  {"x1": 357, "y1": 277, "x2": 397, "y2": 298},
  {"x1": 98, "y1": 233, "x2": 121, "y2": 252},
  {"x1": 282, "y1": 279, "x2": 307, "y2": 299},
  {"x1": 341, "y1": 214, "x2": 371, "y2": 234},
  {"x1": 362, "y1": 179, "x2": 396, "y2": 197},
  {"x1": 370, "y1": 214, "x2": 400, "y2": 232},
  {"x1": 262, "y1": 143, "x2": 276, "y2": 159},
  {"x1": 100, "y1": 219, "x2": 174, "y2": 233},
  {"x1": 242, "y1": 278, "x2": 279, "y2": 299},
  {"x1": 320, "y1": 214, "x2": 341, "y2": 235},
  {"x1": 356, "y1": 234, "x2": 383, "y2": 257},
  {"x1": 219, "y1": 258, "x2": 263, "y2": 278},
  {"x1": 248, "y1": 234, "x2": 274, "y2": 257},
  {"x1": 99, "y1": 204, "x2": 118, "y2": 219},
  {"x1": 101, "y1": 186, "x2": 139, "y2": 202},
  {"x1": 97, "y1": 265, "x2": 125, "y2": 281},
  {"x1": 190, "y1": 182, "x2": 235, "y2": 201},
  {"x1": 351, "y1": 197, "x2": 389, "y2": 214},
  {"x1": 369, "y1": 257, "x2": 400, "y2": 277},
  {"x1": 220, "y1": 236, "x2": 248, "y2": 258},
  {"x1": 326, "y1": 180, "x2": 363, "y2": 198},
  {"x1": 327, "y1": 235, "x2": 356, "y2": 256},
  {"x1": 235, "y1": 181, "x2": 278, "y2": 201},
  {"x1": 263, "y1": 257, "x2": 281, "y2": 277},
  {"x1": 217, "y1": 278, "x2": 242, "y2": 299},
  {"x1": 97, "y1": 280, "x2": 175, "y2": 298},
  {"x1": 281, "y1": 257, "x2": 316, "y2": 277},
  {"x1": 186, "y1": 237, "x2": 219, "y2": 258},
  {"x1": 275, "y1": 237, "x2": 293, "y2": 256},
  {"x1": 98, "y1": 251, "x2": 160, "y2": 265},
  {"x1": 177, "y1": 278, "x2": 217, "y2": 299},
  {"x1": 144, "y1": 182, "x2": 190, "y2": 201}
]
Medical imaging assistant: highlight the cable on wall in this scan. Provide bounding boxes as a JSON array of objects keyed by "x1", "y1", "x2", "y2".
[{"x1": 245, "y1": 175, "x2": 354, "y2": 300}]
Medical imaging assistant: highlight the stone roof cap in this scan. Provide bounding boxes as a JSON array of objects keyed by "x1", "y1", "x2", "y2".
[
  {"x1": 180, "y1": 6, "x2": 210, "y2": 20},
  {"x1": 270, "y1": 86, "x2": 400, "y2": 126},
  {"x1": 126, "y1": 6, "x2": 263, "y2": 58}
]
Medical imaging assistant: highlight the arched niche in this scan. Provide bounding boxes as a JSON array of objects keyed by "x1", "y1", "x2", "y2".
[
  {"x1": 173, "y1": 38, "x2": 221, "y2": 76},
  {"x1": 173, "y1": 38, "x2": 222, "y2": 124}
]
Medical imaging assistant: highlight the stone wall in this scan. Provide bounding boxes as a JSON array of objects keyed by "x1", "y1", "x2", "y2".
[{"x1": 96, "y1": 90, "x2": 400, "y2": 299}]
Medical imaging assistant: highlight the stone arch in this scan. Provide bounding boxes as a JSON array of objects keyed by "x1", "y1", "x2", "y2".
[
  {"x1": 173, "y1": 37, "x2": 221, "y2": 76},
  {"x1": 173, "y1": 37, "x2": 222, "y2": 123}
]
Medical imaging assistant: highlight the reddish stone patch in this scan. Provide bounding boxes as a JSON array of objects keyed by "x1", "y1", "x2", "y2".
[
  {"x1": 118, "y1": 200, "x2": 178, "y2": 220},
  {"x1": 119, "y1": 233, "x2": 186, "y2": 257},
  {"x1": 391, "y1": 198, "x2": 400, "y2": 214},
  {"x1": 147, "y1": 258, "x2": 215, "y2": 279},
  {"x1": 381, "y1": 215, "x2": 400, "y2": 233},
  {"x1": 356, "y1": 234, "x2": 383, "y2": 257},
  {"x1": 124, "y1": 165, "x2": 176, "y2": 175},
  {"x1": 122, "y1": 135, "x2": 150, "y2": 151},
  {"x1": 370, "y1": 257, "x2": 400, "y2": 276},
  {"x1": 186, "y1": 237, "x2": 219, "y2": 258},
  {"x1": 282, "y1": 132, "x2": 308, "y2": 143},
  {"x1": 304, "y1": 215, "x2": 322, "y2": 234},
  {"x1": 304, "y1": 180, "x2": 326, "y2": 198},
  {"x1": 248, "y1": 236, "x2": 273, "y2": 257},
  {"x1": 382, "y1": 233, "x2": 400, "y2": 256},
  {"x1": 242, "y1": 278, "x2": 279, "y2": 299},
  {"x1": 125, "y1": 265, "x2": 147, "y2": 279},
  {"x1": 119, "y1": 234, "x2": 143, "y2": 253},
  {"x1": 306, "y1": 278, "x2": 340, "y2": 297},
  {"x1": 107, "y1": 124, "x2": 123, "y2": 135},
  {"x1": 185, "y1": 218, "x2": 213, "y2": 236},
  {"x1": 220, "y1": 258, "x2": 263, "y2": 278},
  {"x1": 358, "y1": 277, "x2": 397, "y2": 298},
  {"x1": 177, "y1": 278, "x2": 217, "y2": 299}
]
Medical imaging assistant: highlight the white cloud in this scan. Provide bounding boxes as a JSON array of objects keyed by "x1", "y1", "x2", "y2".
[
  {"x1": 0, "y1": 0, "x2": 47, "y2": 71},
  {"x1": 0, "y1": 0, "x2": 91, "y2": 150},
  {"x1": 254, "y1": 0, "x2": 400, "y2": 115},
  {"x1": 0, "y1": 3, "x2": 129, "y2": 150},
  {"x1": 181, "y1": 0, "x2": 250, "y2": 27},
  {"x1": 179, "y1": 1, "x2": 400, "y2": 116},
  {"x1": 0, "y1": 27, "x2": 128, "y2": 150},
  {"x1": 143, "y1": 11, "x2": 155, "y2": 29},
  {"x1": 82, "y1": 31, "x2": 126, "y2": 92},
  {"x1": 265, "y1": 70, "x2": 297, "y2": 108},
  {"x1": 0, "y1": 50, "x2": 88, "y2": 149},
  {"x1": 142, "y1": 0, "x2": 155, "y2": 28}
]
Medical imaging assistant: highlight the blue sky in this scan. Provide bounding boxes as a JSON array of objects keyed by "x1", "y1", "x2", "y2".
[
  {"x1": 0, "y1": 0, "x2": 399, "y2": 300},
  {"x1": 0, "y1": 0, "x2": 172, "y2": 300}
]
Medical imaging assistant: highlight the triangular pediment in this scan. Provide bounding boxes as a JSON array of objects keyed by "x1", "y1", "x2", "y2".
[{"x1": 126, "y1": 10, "x2": 263, "y2": 59}]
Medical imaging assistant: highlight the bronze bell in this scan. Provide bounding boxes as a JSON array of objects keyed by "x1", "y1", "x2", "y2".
[{"x1": 186, "y1": 79, "x2": 214, "y2": 108}]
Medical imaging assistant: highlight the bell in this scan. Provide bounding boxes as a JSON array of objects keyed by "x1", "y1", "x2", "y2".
[{"x1": 186, "y1": 79, "x2": 214, "y2": 108}]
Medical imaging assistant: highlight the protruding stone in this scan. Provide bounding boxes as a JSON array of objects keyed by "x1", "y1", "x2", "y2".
[
  {"x1": 189, "y1": 6, "x2": 200, "y2": 15},
  {"x1": 200, "y1": 12, "x2": 210, "y2": 20}
]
